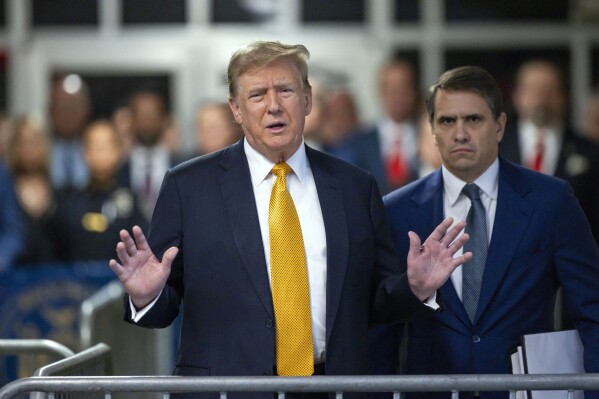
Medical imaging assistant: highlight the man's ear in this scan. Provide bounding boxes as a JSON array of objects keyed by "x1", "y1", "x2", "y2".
[
  {"x1": 228, "y1": 98, "x2": 242, "y2": 124},
  {"x1": 496, "y1": 112, "x2": 507, "y2": 143}
]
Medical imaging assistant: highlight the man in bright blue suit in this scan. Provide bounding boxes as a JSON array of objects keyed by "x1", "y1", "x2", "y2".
[
  {"x1": 109, "y1": 41, "x2": 472, "y2": 399},
  {"x1": 378, "y1": 66, "x2": 599, "y2": 399}
]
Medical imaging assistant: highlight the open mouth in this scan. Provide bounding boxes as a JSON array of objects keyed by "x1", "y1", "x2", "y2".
[{"x1": 266, "y1": 122, "x2": 287, "y2": 131}]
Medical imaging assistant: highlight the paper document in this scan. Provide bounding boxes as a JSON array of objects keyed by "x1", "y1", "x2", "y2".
[{"x1": 520, "y1": 330, "x2": 584, "y2": 399}]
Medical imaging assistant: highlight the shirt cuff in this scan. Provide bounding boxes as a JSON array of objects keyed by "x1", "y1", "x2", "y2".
[
  {"x1": 423, "y1": 291, "x2": 440, "y2": 311},
  {"x1": 129, "y1": 290, "x2": 162, "y2": 322}
]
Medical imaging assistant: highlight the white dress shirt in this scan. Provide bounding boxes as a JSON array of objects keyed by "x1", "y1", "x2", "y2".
[
  {"x1": 244, "y1": 139, "x2": 328, "y2": 364},
  {"x1": 130, "y1": 145, "x2": 170, "y2": 199},
  {"x1": 442, "y1": 158, "x2": 499, "y2": 300},
  {"x1": 518, "y1": 120, "x2": 562, "y2": 175},
  {"x1": 377, "y1": 118, "x2": 418, "y2": 165},
  {"x1": 131, "y1": 139, "x2": 328, "y2": 364}
]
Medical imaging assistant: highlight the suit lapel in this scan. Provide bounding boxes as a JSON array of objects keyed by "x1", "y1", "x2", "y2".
[
  {"x1": 217, "y1": 140, "x2": 274, "y2": 318},
  {"x1": 411, "y1": 171, "x2": 472, "y2": 327},
  {"x1": 474, "y1": 159, "x2": 533, "y2": 322},
  {"x1": 307, "y1": 147, "x2": 349, "y2": 343}
]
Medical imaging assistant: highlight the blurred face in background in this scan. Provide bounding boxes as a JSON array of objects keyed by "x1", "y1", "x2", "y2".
[
  {"x1": 418, "y1": 109, "x2": 442, "y2": 171},
  {"x1": 50, "y1": 78, "x2": 91, "y2": 140},
  {"x1": 583, "y1": 95, "x2": 599, "y2": 143},
  {"x1": 83, "y1": 121, "x2": 122, "y2": 183},
  {"x1": 130, "y1": 92, "x2": 167, "y2": 147},
  {"x1": 11, "y1": 119, "x2": 50, "y2": 175},
  {"x1": 378, "y1": 61, "x2": 418, "y2": 123},
  {"x1": 196, "y1": 103, "x2": 241, "y2": 155},
  {"x1": 512, "y1": 61, "x2": 567, "y2": 128},
  {"x1": 111, "y1": 105, "x2": 135, "y2": 158},
  {"x1": 319, "y1": 90, "x2": 359, "y2": 147}
]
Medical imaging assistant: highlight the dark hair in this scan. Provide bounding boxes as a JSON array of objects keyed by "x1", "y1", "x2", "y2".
[
  {"x1": 426, "y1": 66, "x2": 504, "y2": 123},
  {"x1": 227, "y1": 41, "x2": 310, "y2": 97}
]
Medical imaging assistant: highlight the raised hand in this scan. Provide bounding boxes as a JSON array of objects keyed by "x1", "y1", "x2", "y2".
[
  {"x1": 108, "y1": 225, "x2": 179, "y2": 309},
  {"x1": 406, "y1": 217, "x2": 472, "y2": 302}
]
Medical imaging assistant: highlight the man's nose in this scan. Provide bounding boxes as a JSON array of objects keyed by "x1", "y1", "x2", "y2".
[
  {"x1": 266, "y1": 91, "x2": 282, "y2": 114},
  {"x1": 454, "y1": 120, "x2": 469, "y2": 142}
]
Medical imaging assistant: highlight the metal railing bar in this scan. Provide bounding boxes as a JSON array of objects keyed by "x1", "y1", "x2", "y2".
[
  {"x1": 0, "y1": 340, "x2": 75, "y2": 359},
  {"x1": 33, "y1": 343, "x2": 111, "y2": 377},
  {"x1": 0, "y1": 374, "x2": 598, "y2": 398}
]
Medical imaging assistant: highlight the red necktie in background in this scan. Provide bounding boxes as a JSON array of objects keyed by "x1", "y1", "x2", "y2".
[
  {"x1": 531, "y1": 130, "x2": 545, "y2": 172},
  {"x1": 386, "y1": 137, "x2": 408, "y2": 188}
]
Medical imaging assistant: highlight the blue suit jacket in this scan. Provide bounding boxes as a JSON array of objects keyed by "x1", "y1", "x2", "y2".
[
  {"x1": 126, "y1": 140, "x2": 430, "y2": 399},
  {"x1": 378, "y1": 158, "x2": 599, "y2": 399}
]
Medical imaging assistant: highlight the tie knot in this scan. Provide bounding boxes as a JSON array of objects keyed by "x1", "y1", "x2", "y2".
[
  {"x1": 462, "y1": 183, "x2": 481, "y2": 201},
  {"x1": 272, "y1": 162, "x2": 293, "y2": 178}
]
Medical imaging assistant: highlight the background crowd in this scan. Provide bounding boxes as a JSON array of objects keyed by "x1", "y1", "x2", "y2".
[{"x1": 0, "y1": 55, "x2": 598, "y2": 273}]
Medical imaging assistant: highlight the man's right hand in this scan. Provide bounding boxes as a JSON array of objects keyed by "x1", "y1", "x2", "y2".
[{"x1": 109, "y1": 225, "x2": 179, "y2": 310}]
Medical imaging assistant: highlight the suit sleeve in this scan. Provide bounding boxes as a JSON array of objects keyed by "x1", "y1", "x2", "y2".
[
  {"x1": 124, "y1": 169, "x2": 185, "y2": 328},
  {"x1": 554, "y1": 182, "x2": 599, "y2": 375}
]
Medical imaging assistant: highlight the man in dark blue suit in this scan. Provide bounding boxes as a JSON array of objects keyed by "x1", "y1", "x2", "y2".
[
  {"x1": 377, "y1": 66, "x2": 599, "y2": 399},
  {"x1": 109, "y1": 41, "x2": 472, "y2": 399}
]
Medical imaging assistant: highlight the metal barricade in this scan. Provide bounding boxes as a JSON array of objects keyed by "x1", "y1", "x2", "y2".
[
  {"x1": 79, "y1": 280, "x2": 174, "y2": 376},
  {"x1": 0, "y1": 339, "x2": 76, "y2": 386},
  {"x1": 30, "y1": 343, "x2": 112, "y2": 399},
  {"x1": 0, "y1": 340, "x2": 75, "y2": 359},
  {"x1": 1, "y1": 374, "x2": 599, "y2": 399}
]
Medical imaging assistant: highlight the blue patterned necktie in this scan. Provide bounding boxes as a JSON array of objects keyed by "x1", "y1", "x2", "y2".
[{"x1": 461, "y1": 183, "x2": 488, "y2": 323}]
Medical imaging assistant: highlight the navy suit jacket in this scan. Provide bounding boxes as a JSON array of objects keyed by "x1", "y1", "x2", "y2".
[
  {"x1": 377, "y1": 158, "x2": 599, "y2": 399},
  {"x1": 125, "y1": 139, "x2": 430, "y2": 399}
]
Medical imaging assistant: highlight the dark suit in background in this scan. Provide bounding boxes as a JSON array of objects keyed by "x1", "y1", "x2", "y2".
[{"x1": 499, "y1": 122, "x2": 599, "y2": 245}]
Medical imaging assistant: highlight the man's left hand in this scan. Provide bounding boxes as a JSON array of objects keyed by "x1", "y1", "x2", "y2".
[{"x1": 406, "y1": 217, "x2": 472, "y2": 302}]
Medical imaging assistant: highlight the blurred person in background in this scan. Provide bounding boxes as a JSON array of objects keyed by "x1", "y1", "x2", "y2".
[
  {"x1": 162, "y1": 116, "x2": 182, "y2": 158},
  {"x1": 48, "y1": 74, "x2": 92, "y2": 190},
  {"x1": 319, "y1": 89, "x2": 360, "y2": 153},
  {"x1": 52, "y1": 120, "x2": 146, "y2": 262},
  {"x1": 117, "y1": 89, "x2": 174, "y2": 223},
  {"x1": 110, "y1": 101, "x2": 135, "y2": 161},
  {"x1": 416, "y1": 102, "x2": 442, "y2": 178},
  {"x1": 7, "y1": 116, "x2": 58, "y2": 266},
  {"x1": 0, "y1": 113, "x2": 14, "y2": 161},
  {"x1": 335, "y1": 56, "x2": 420, "y2": 194},
  {"x1": 194, "y1": 101, "x2": 243, "y2": 156},
  {"x1": 0, "y1": 162, "x2": 24, "y2": 272},
  {"x1": 302, "y1": 79, "x2": 327, "y2": 150},
  {"x1": 583, "y1": 90, "x2": 599, "y2": 144},
  {"x1": 500, "y1": 59, "x2": 599, "y2": 245}
]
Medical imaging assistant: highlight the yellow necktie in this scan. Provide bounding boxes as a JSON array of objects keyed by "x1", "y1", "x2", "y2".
[{"x1": 269, "y1": 162, "x2": 314, "y2": 376}]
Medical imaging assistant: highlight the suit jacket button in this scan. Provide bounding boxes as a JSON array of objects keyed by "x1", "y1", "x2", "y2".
[
  {"x1": 266, "y1": 320, "x2": 273, "y2": 328},
  {"x1": 263, "y1": 370, "x2": 272, "y2": 375},
  {"x1": 472, "y1": 335, "x2": 481, "y2": 343}
]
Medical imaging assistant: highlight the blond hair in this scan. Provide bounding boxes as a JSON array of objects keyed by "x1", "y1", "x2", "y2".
[{"x1": 227, "y1": 41, "x2": 310, "y2": 97}]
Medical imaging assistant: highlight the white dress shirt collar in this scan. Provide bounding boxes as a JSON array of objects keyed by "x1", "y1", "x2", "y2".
[
  {"x1": 244, "y1": 138, "x2": 308, "y2": 188},
  {"x1": 442, "y1": 158, "x2": 499, "y2": 206}
]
